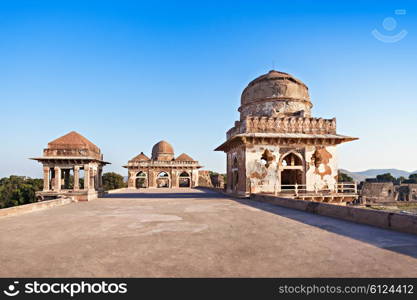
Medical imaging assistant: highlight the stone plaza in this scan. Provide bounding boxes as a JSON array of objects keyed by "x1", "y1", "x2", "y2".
[{"x1": 0, "y1": 188, "x2": 416, "y2": 277}]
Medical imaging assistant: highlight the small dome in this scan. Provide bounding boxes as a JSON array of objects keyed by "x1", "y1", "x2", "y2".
[
  {"x1": 175, "y1": 153, "x2": 194, "y2": 161},
  {"x1": 239, "y1": 70, "x2": 312, "y2": 119},
  {"x1": 44, "y1": 131, "x2": 102, "y2": 159},
  {"x1": 47, "y1": 131, "x2": 99, "y2": 152},
  {"x1": 131, "y1": 152, "x2": 150, "y2": 162},
  {"x1": 151, "y1": 140, "x2": 174, "y2": 161}
]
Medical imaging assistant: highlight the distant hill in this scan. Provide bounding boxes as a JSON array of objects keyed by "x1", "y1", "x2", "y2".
[{"x1": 339, "y1": 168, "x2": 417, "y2": 182}]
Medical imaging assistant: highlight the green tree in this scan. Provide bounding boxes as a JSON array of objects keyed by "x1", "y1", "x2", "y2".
[
  {"x1": 395, "y1": 176, "x2": 406, "y2": 185},
  {"x1": 338, "y1": 171, "x2": 353, "y2": 182},
  {"x1": 404, "y1": 174, "x2": 417, "y2": 184},
  {"x1": 0, "y1": 176, "x2": 43, "y2": 208},
  {"x1": 376, "y1": 173, "x2": 396, "y2": 183},
  {"x1": 102, "y1": 172, "x2": 126, "y2": 191}
]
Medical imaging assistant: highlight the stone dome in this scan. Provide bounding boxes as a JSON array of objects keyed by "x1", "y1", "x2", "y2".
[
  {"x1": 131, "y1": 152, "x2": 150, "y2": 162},
  {"x1": 239, "y1": 70, "x2": 312, "y2": 120},
  {"x1": 44, "y1": 131, "x2": 102, "y2": 160},
  {"x1": 151, "y1": 140, "x2": 174, "y2": 161}
]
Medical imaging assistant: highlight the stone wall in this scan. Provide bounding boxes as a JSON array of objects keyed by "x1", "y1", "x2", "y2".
[
  {"x1": 251, "y1": 193, "x2": 417, "y2": 235},
  {"x1": 242, "y1": 144, "x2": 338, "y2": 195},
  {"x1": 0, "y1": 198, "x2": 73, "y2": 218},
  {"x1": 246, "y1": 144, "x2": 280, "y2": 194},
  {"x1": 305, "y1": 145, "x2": 338, "y2": 191},
  {"x1": 361, "y1": 182, "x2": 396, "y2": 203},
  {"x1": 198, "y1": 171, "x2": 225, "y2": 189},
  {"x1": 398, "y1": 184, "x2": 417, "y2": 202}
]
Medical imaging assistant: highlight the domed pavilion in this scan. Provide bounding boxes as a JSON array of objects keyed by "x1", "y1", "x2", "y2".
[
  {"x1": 31, "y1": 131, "x2": 110, "y2": 201},
  {"x1": 124, "y1": 141, "x2": 202, "y2": 188},
  {"x1": 215, "y1": 70, "x2": 358, "y2": 201}
]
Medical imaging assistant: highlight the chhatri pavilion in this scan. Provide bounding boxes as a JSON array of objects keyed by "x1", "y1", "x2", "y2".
[{"x1": 31, "y1": 131, "x2": 110, "y2": 201}]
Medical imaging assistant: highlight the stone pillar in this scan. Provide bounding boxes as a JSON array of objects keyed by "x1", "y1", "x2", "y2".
[
  {"x1": 98, "y1": 167, "x2": 103, "y2": 188},
  {"x1": 148, "y1": 170, "x2": 155, "y2": 188},
  {"x1": 63, "y1": 169, "x2": 70, "y2": 189},
  {"x1": 94, "y1": 170, "x2": 100, "y2": 190},
  {"x1": 91, "y1": 169, "x2": 96, "y2": 190},
  {"x1": 43, "y1": 166, "x2": 50, "y2": 191},
  {"x1": 192, "y1": 169, "x2": 198, "y2": 187},
  {"x1": 128, "y1": 170, "x2": 136, "y2": 188},
  {"x1": 74, "y1": 166, "x2": 80, "y2": 191},
  {"x1": 54, "y1": 166, "x2": 61, "y2": 191},
  {"x1": 84, "y1": 164, "x2": 90, "y2": 190},
  {"x1": 171, "y1": 171, "x2": 177, "y2": 188}
]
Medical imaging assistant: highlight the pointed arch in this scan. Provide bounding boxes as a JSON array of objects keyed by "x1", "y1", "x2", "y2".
[
  {"x1": 179, "y1": 171, "x2": 191, "y2": 187},
  {"x1": 279, "y1": 150, "x2": 303, "y2": 167},
  {"x1": 279, "y1": 150, "x2": 305, "y2": 189},
  {"x1": 135, "y1": 171, "x2": 147, "y2": 188},
  {"x1": 156, "y1": 171, "x2": 170, "y2": 188}
]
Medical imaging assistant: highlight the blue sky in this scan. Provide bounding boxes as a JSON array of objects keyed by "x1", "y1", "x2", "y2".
[{"x1": 1, "y1": 0, "x2": 416, "y2": 177}]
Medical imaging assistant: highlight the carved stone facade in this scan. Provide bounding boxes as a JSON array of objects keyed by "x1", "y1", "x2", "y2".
[
  {"x1": 216, "y1": 70, "x2": 358, "y2": 198},
  {"x1": 124, "y1": 141, "x2": 202, "y2": 189},
  {"x1": 31, "y1": 131, "x2": 109, "y2": 201}
]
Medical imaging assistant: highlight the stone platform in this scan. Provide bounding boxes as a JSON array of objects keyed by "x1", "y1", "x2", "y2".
[{"x1": 0, "y1": 188, "x2": 416, "y2": 277}]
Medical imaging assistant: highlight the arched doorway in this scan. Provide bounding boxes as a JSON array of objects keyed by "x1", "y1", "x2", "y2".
[
  {"x1": 279, "y1": 152, "x2": 304, "y2": 190},
  {"x1": 179, "y1": 171, "x2": 191, "y2": 187},
  {"x1": 156, "y1": 172, "x2": 170, "y2": 188},
  {"x1": 135, "y1": 171, "x2": 147, "y2": 188}
]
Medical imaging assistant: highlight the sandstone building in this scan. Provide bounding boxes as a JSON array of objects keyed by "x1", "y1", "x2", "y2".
[
  {"x1": 398, "y1": 184, "x2": 417, "y2": 202},
  {"x1": 124, "y1": 141, "x2": 202, "y2": 188},
  {"x1": 361, "y1": 182, "x2": 396, "y2": 204},
  {"x1": 31, "y1": 131, "x2": 109, "y2": 201},
  {"x1": 360, "y1": 182, "x2": 417, "y2": 204},
  {"x1": 215, "y1": 70, "x2": 358, "y2": 198}
]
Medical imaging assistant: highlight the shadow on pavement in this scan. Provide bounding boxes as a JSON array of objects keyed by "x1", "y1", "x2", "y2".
[
  {"x1": 103, "y1": 187, "x2": 417, "y2": 259},
  {"x1": 103, "y1": 188, "x2": 222, "y2": 199},
  {"x1": 234, "y1": 197, "x2": 417, "y2": 260}
]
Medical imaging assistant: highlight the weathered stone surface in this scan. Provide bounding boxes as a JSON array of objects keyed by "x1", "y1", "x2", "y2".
[
  {"x1": 239, "y1": 70, "x2": 312, "y2": 120},
  {"x1": 198, "y1": 171, "x2": 225, "y2": 189},
  {"x1": 198, "y1": 170, "x2": 213, "y2": 187},
  {"x1": 398, "y1": 184, "x2": 417, "y2": 202},
  {"x1": 361, "y1": 182, "x2": 396, "y2": 203},
  {"x1": 1, "y1": 188, "x2": 417, "y2": 277}
]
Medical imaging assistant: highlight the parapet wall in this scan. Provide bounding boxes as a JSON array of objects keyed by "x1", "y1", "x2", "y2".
[
  {"x1": 0, "y1": 198, "x2": 73, "y2": 218},
  {"x1": 251, "y1": 194, "x2": 417, "y2": 235},
  {"x1": 227, "y1": 116, "x2": 336, "y2": 139}
]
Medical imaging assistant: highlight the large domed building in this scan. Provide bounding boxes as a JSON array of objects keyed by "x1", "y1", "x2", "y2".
[
  {"x1": 124, "y1": 141, "x2": 202, "y2": 188},
  {"x1": 215, "y1": 70, "x2": 358, "y2": 200}
]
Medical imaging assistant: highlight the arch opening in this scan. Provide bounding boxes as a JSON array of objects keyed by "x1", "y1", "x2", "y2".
[
  {"x1": 280, "y1": 151, "x2": 305, "y2": 190},
  {"x1": 179, "y1": 171, "x2": 191, "y2": 188},
  {"x1": 135, "y1": 171, "x2": 147, "y2": 188},
  {"x1": 157, "y1": 172, "x2": 170, "y2": 188}
]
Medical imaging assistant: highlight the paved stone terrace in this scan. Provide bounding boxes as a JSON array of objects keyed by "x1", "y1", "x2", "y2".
[{"x1": 0, "y1": 188, "x2": 417, "y2": 277}]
